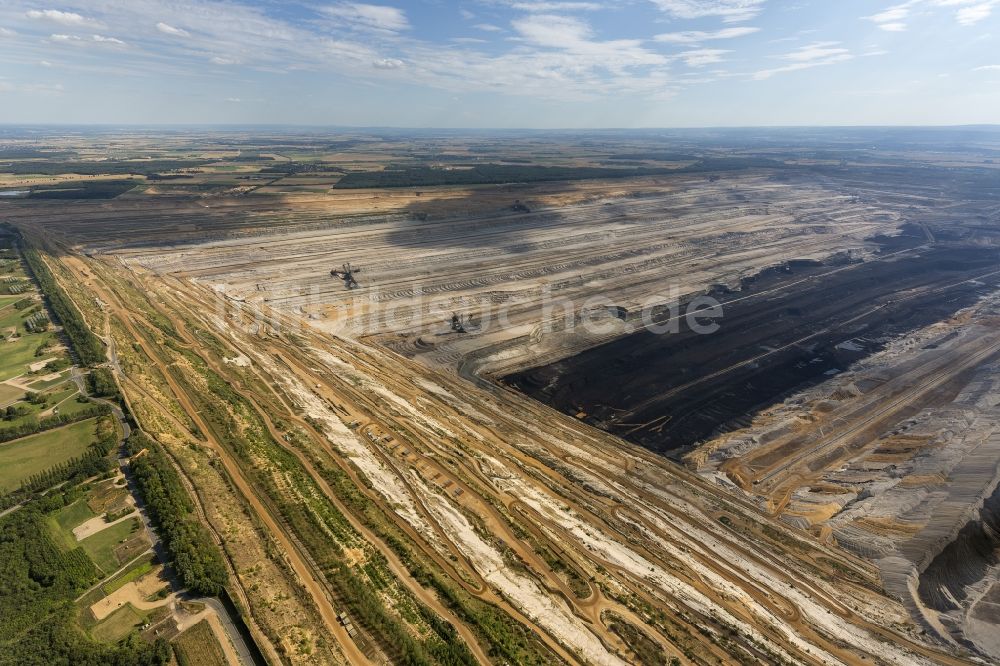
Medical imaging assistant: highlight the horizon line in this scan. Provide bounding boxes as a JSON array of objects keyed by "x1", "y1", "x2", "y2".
[{"x1": 1, "y1": 123, "x2": 999, "y2": 132}]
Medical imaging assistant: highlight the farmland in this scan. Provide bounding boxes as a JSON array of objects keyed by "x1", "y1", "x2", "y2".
[
  {"x1": 173, "y1": 620, "x2": 229, "y2": 666},
  {"x1": 78, "y1": 516, "x2": 143, "y2": 574},
  {"x1": 0, "y1": 417, "x2": 100, "y2": 493},
  {"x1": 0, "y1": 244, "x2": 63, "y2": 382}
]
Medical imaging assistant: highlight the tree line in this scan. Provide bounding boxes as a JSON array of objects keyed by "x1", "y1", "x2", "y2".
[
  {"x1": 124, "y1": 431, "x2": 228, "y2": 596},
  {"x1": 88, "y1": 367, "x2": 120, "y2": 400},
  {"x1": 0, "y1": 403, "x2": 111, "y2": 444},
  {"x1": 0, "y1": 414, "x2": 118, "y2": 511},
  {"x1": 18, "y1": 237, "x2": 105, "y2": 365}
]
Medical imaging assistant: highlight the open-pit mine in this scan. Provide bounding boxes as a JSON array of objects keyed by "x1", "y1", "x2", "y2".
[{"x1": 2, "y1": 127, "x2": 999, "y2": 665}]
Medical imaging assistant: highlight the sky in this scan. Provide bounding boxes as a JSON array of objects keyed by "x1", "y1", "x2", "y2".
[{"x1": 0, "y1": 0, "x2": 998, "y2": 127}]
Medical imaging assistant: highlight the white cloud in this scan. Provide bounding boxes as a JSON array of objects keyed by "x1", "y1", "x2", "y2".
[
  {"x1": 0, "y1": 27, "x2": 16, "y2": 36},
  {"x1": 91, "y1": 34, "x2": 125, "y2": 45},
  {"x1": 753, "y1": 41, "x2": 853, "y2": 79},
  {"x1": 156, "y1": 22, "x2": 190, "y2": 37},
  {"x1": 865, "y1": 0, "x2": 999, "y2": 30},
  {"x1": 321, "y1": 3, "x2": 409, "y2": 33},
  {"x1": 655, "y1": 26, "x2": 759, "y2": 43},
  {"x1": 954, "y1": 1, "x2": 996, "y2": 25},
  {"x1": 1, "y1": 0, "x2": 679, "y2": 104},
  {"x1": 0, "y1": 80, "x2": 65, "y2": 95},
  {"x1": 512, "y1": 13, "x2": 667, "y2": 67},
  {"x1": 973, "y1": 64, "x2": 1000, "y2": 70},
  {"x1": 475, "y1": 23, "x2": 503, "y2": 31},
  {"x1": 48, "y1": 33, "x2": 126, "y2": 46},
  {"x1": 5, "y1": 0, "x2": 380, "y2": 81},
  {"x1": 781, "y1": 41, "x2": 850, "y2": 62},
  {"x1": 868, "y1": 4, "x2": 912, "y2": 23},
  {"x1": 512, "y1": 13, "x2": 590, "y2": 47},
  {"x1": 25, "y1": 9, "x2": 98, "y2": 27},
  {"x1": 225, "y1": 97, "x2": 241, "y2": 102},
  {"x1": 650, "y1": 0, "x2": 767, "y2": 22},
  {"x1": 677, "y1": 48, "x2": 730, "y2": 66},
  {"x1": 865, "y1": 1, "x2": 918, "y2": 30},
  {"x1": 509, "y1": 1, "x2": 605, "y2": 10}
]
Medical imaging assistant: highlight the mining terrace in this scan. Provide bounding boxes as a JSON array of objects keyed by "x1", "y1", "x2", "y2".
[{"x1": 7, "y1": 151, "x2": 1000, "y2": 664}]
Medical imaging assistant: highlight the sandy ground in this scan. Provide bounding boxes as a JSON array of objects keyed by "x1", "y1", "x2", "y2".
[
  {"x1": 73, "y1": 507, "x2": 138, "y2": 541},
  {"x1": 90, "y1": 569, "x2": 174, "y2": 622},
  {"x1": 27, "y1": 357, "x2": 58, "y2": 372}
]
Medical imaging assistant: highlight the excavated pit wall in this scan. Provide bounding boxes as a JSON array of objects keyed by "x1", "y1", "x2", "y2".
[
  {"x1": 504, "y1": 241, "x2": 1000, "y2": 455},
  {"x1": 917, "y1": 481, "x2": 1000, "y2": 655}
]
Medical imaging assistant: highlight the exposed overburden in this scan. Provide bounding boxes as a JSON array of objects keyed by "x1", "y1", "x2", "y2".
[{"x1": 5, "y1": 130, "x2": 1000, "y2": 664}]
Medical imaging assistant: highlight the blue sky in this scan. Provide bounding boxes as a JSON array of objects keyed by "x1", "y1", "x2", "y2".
[{"x1": 0, "y1": 0, "x2": 998, "y2": 127}]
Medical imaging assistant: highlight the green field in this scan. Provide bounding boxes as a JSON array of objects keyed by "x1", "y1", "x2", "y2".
[
  {"x1": 90, "y1": 603, "x2": 145, "y2": 643},
  {"x1": 27, "y1": 369, "x2": 72, "y2": 390},
  {"x1": 102, "y1": 554, "x2": 157, "y2": 595},
  {"x1": 0, "y1": 331, "x2": 58, "y2": 382},
  {"x1": 79, "y1": 516, "x2": 142, "y2": 574},
  {"x1": 0, "y1": 417, "x2": 99, "y2": 492},
  {"x1": 0, "y1": 242, "x2": 72, "y2": 382},
  {"x1": 46, "y1": 497, "x2": 100, "y2": 552},
  {"x1": 172, "y1": 620, "x2": 228, "y2": 666},
  {"x1": 0, "y1": 300, "x2": 29, "y2": 329},
  {"x1": 0, "y1": 382, "x2": 24, "y2": 405},
  {"x1": 54, "y1": 497, "x2": 98, "y2": 533},
  {"x1": 49, "y1": 390, "x2": 94, "y2": 419},
  {"x1": 1, "y1": 385, "x2": 83, "y2": 429}
]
